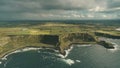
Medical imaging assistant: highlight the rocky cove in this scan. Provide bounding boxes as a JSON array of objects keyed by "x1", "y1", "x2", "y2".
[{"x1": 0, "y1": 32, "x2": 117, "y2": 58}]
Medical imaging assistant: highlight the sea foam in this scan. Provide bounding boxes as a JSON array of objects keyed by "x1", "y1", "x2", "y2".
[
  {"x1": 61, "y1": 59, "x2": 75, "y2": 66},
  {"x1": 1, "y1": 47, "x2": 43, "y2": 60},
  {"x1": 57, "y1": 46, "x2": 73, "y2": 58},
  {"x1": 76, "y1": 60, "x2": 81, "y2": 63},
  {"x1": 77, "y1": 44, "x2": 91, "y2": 47},
  {"x1": 0, "y1": 61, "x2": 2, "y2": 64},
  {"x1": 108, "y1": 43, "x2": 118, "y2": 52},
  {"x1": 116, "y1": 28, "x2": 120, "y2": 31},
  {"x1": 1, "y1": 47, "x2": 61, "y2": 61}
]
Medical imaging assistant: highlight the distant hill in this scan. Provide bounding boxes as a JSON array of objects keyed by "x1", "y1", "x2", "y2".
[{"x1": 0, "y1": 19, "x2": 119, "y2": 27}]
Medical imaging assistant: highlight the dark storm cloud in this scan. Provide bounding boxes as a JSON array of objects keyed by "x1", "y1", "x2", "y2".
[
  {"x1": 0, "y1": 0, "x2": 90, "y2": 12},
  {"x1": 0, "y1": 0, "x2": 119, "y2": 20},
  {"x1": 0, "y1": 0, "x2": 108, "y2": 11}
]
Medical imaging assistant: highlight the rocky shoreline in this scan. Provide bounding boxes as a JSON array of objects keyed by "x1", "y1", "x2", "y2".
[
  {"x1": 0, "y1": 40, "x2": 115, "y2": 59},
  {"x1": 0, "y1": 45, "x2": 56, "y2": 59},
  {"x1": 0, "y1": 32, "x2": 118, "y2": 58},
  {"x1": 58, "y1": 33, "x2": 116, "y2": 56},
  {"x1": 59, "y1": 41, "x2": 115, "y2": 56},
  {"x1": 97, "y1": 41, "x2": 115, "y2": 49}
]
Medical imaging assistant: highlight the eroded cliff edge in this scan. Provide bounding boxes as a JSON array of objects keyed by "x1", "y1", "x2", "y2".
[
  {"x1": 58, "y1": 33, "x2": 97, "y2": 55},
  {"x1": 0, "y1": 35, "x2": 58, "y2": 58},
  {"x1": 0, "y1": 32, "x2": 117, "y2": 58}
]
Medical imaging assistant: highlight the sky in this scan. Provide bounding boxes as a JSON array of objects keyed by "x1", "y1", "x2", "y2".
[{"x1": 0, "y1": 0, "x2": 120, "y2": 20}]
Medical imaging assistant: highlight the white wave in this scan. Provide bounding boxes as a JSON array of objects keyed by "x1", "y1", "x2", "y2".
[
  {"x1": 0, "y1": 61, "x2": 2, "y2": 64},
  {"x1": 57, "y1": 54, "x2": 66, "y2": 58},
  {"x1": 39, "y1": 48, "x2": 59, "y2": 53},
  {"x1": 21, "y1": 48, "x2": 42, "y2": 52},
  {"x1": 108, "y1": 43, "x2": 118, "y2": 52},
  {"x1": 77, "y1": 44, "x2": 91, "y2": 47},
  {"x1": 12, "y1": 47, "x2": 43, "y2": 54},
  {"x1": 1, "y1": 47, "x2": 60, "y2": 61},
  {"x1": 56, "y1": 46, "x2": 75, "y2": 66},
  {"x1": 57, "y1": 46, "x2": 73, "y2": 58},
  {"x1": 2, "y1": 54, "x2": 10, "y2": 60},
  {"x1": 64, "y1": 46, "x2": 73, "y2": 58},
  {"x1": 116, "y1": 28, "x2": 120, "y2": 31},
  {"x1": 62, "y1": 59, "x2": 75, "y2": 66},
  {"x1": 53, "y1": 50, "x2": 59, "y2": 52},
  {"x1": 1, "y1": 47, "x2": 43, "y2": 60},
  {"x1": 76, "y1": 60, "x2": 81, "y2": 63}
]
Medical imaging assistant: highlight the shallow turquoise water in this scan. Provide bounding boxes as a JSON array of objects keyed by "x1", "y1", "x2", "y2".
[{"x1": 0, "y1": 38, "x2": 120, "y2": 68}]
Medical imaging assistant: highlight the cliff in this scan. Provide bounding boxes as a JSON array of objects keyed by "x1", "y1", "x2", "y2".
[
  {"x1": 59, "y1": 33, "x2": 97, "y2": 55},
  {"x1": 97, "y1": 41, "x2": 114, "y2": 49},
  {"x1": 0, "y1": 35, "x2": 58, "y2": 58},
  {"x1": 95, "y1": 32, "x2": 120, "y2": 39},
  {"x1": 0, "y1": 32, "x2": 115, "y2": 58}
]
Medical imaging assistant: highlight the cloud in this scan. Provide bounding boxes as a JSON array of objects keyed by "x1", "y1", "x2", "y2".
[
  {"x1": 107, "y1": 0, "x2": 120, "y2": 8},
  {"x1": 0, "y1": 0, "x2": 119, "y2": 20},
  {"x1": 0, "y1": 0, "x2": 108, "y2": 11}
]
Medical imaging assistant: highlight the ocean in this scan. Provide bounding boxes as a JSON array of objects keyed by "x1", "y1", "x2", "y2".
[{"x1": 0, "y1": 38, "x2": 120, "y2": 68}]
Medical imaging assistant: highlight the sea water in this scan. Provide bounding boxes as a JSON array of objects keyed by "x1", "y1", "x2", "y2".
[{"x1": 0, "y1": 38, "x2": 120, "y2": 68}]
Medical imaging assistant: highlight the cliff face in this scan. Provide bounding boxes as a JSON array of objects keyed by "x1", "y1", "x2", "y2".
[
  {"x1": 95, "y1": 32, "x2": 120, "y2": 39},
  {"x1": 61, "y1": 33, "x2": 96, "y2": 42},
  {"x1": 40, "y1": 35, "x2": 59, "y2": 45},
  {"x1": 0, "y1": 32, "x2": 115, "y2": 57},
  {"x1": 97, "y1": 41, "x2": 114, "y2": 49},
  {"x1": 0, "y1": 33, "x2": 97, "y2": 57},
  {"x1": 59, "y1": 33, "x2": 97, "y2": 55},
  {"x1": 0, "y1": 35, "x2": 59, "y2": 58}
]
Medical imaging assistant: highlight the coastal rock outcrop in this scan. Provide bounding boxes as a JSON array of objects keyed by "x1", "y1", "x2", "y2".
[
  {"x1": 59, "y1": 33, "x2": 97, "y2": 55},
  {"x1": 97, "y1": 41, "x2": 114, "y2": 49}
]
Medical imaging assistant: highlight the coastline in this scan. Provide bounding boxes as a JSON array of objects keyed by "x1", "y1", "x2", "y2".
[
  {"x1": 0, "y1": 39, "x2": 116, "y2": 60},
  {"x1": 0, "y1": 45, "x2": 55, "y2": 60},
  {"x1": 0, "y1": 42, "x2": 97, "y2": 60},
  {"x1": 0, "y1": 33, "x2": 119, "y2": 60}
]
